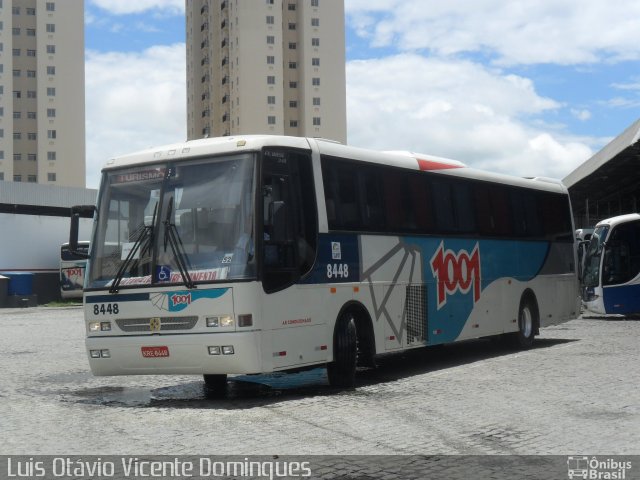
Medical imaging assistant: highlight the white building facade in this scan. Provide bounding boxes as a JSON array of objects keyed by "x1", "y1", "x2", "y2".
[
  {"x1": 186, "y1": 0, "x2": 346, "y2": 143},
  {"x1": 0, "y1": 0, "x2": 85, "y2": 187}
]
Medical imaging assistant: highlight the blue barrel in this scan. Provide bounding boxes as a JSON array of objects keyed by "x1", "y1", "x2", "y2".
[{"x1": 4, "y1": 272, "x2": 34, "y2": 296}]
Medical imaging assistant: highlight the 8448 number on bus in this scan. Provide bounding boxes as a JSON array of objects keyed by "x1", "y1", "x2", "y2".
[{"x1": 93, "y1": 303, "x2": 119, "y2": 315}]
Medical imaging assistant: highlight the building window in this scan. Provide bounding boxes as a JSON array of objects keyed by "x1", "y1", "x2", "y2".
[
  {"x1": 27, "y1": 70, "x2": 36, "y2": 78},
  {"x1": 312, "y1": 77, "x2": 320, "y2": 86},
  {"x1": 267, "y1": 96, "x2": 276, "y2": 105},
  {"x1": 288, "y1": 23, "x2": 296, "y2": 30},
  {"x1": 48, "y1": 151, "x2": 56, "y2": 161},
  {"x1": 312, "y1": 38, "x2": 320, "y2": 47},
  {"x1": 13, "y1": 91, "x2": 21, "y2": 99},
  {"x1": 46, "y1": 24, "x2": 55, "y2": 33},
  {"x1": 48, "y1": 173, "x2": 56, "y2": 182},
  {"x1": 268, "y1": 116, "x2": 276, "y2": 125},
  {"x1": 288, "y1": 42, "x2": 297, "y2": 49},
  {"x1": 289, "y1": 81, "x2": 298, "y2": 88},
  {"x1": 312, "y1": 58, "x2": 320, "y2": 66},
  {"x1": 28, "y1": 132, "x2": 37, "y2": 140},
  {"x1": 47, "y1": 88, "x2": 56, "y2": 96},
  {"x1": 27, "y1": 8, "x2": 36, "y2": 15},
  {"x1": 12, "y1": 48, "x2": 20, "y2": 56},
  {"x1": 0, "y1": 173, "x2": 3, "y2": 181},
  {"x1": 47, "y1": 108, "x2": 56, "y2": 118},
  {"x1": 288, "y1": 4, "x2": 296, "y2": 10},
  {"x1": 28, "y1": 175, "x2": 37, "y2": 183},
  {"x1": 266, "y1": 35, "x2": 275, "y2": 44},
  {"x1": 267, "y1": 76, "x2": 276, "y2": 85},
  {"x1": 14, "y1": 175, "x2": 22, "y2": 182},
  {"x1": 289, "y1": 61, "x2": 297, "y2": 69},
  {"x1": 27, "y1": 154, "x2": 37, "y2": 161},
  {"x1": 12, "y1": 6, "x2": 20, "y2": 14},
  {"x1": 267, "y1": 55, "x2": 275, "y2": 64},
  {"x1": 27, "y1": 49, "x2": 36, "y2": 57},
  {"x1": 290, "y1": 120, "x2": 298, "y2": 127},
  {"x1": 0, "y1": 129, "x2": 3, "y2": 137},
  {"x1": 313, "y1": 97, "x2": 321, "y2": 106},
  {"x1": 46, "y1": 45, "x2": 55, "y2": 54},
  {"x1": 312, "y1": 18, "x2": 320, "y2": 26},
  {"x1": 313, "y1": 117, "x2": 321, "y2": 126},
  {"x1": 28, "y1": 112, "x2": 36, "y2": 119},
  {"x1": 47, "y1": 66, "x2": 56, "y2": 75},
  {"x1": 27, "y1": 29, "x2": 35, "y2": 36},
  {"x1": 13, "y1": 111, "x2": 21, "y2": 119},
  {"x1": 289, "y1": 101, "x2": 298, "y2": 108},
  {"x1": 266, "y1": 0, "x2": 274, "y2": 4},
  {"x1": 13, "y1": 153, "x2": 22, "y2": 161},
  {"x1": 46, "y1": 2, "x2": 55, "y2": 11},
  {"x1": 12, "y1": 28, "x2": 20, "y2": 36},
  {"x1": 311, "y1": 0, "x2": 319, "y2": 6},
  {"x1": 48, "y1": 130, "x2": 57, "y2": 139},
  {"x1": 13, "y1": 132, "x2": 21, "y2": 140},
  {"x1": 266, "y1": 15, "x2": 274, "y2": 24},
  {"x1": 27, "y1": 91, "x2": 36, "y2": 98}
]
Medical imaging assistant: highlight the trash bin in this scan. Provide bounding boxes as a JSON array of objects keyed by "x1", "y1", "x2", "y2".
[
  {"x1": 0, "y1": 275, "x2": 8, "y2": 307},
  {"x1": 4, "y1": 272, "x2": 34, "y2": 296}
]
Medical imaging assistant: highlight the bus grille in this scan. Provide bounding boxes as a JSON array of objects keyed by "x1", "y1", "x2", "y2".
[
  {"x1": 405, "y1": 285, "x2": 427, "y2": 344},
  {"x1": 115, "y1": 316, "x2": 199, "y2": 332}
]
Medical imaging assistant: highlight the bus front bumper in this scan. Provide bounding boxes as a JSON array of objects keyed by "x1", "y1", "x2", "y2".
[{"x1": 86, "y1": 331, "x2": 263, "y2": 376}]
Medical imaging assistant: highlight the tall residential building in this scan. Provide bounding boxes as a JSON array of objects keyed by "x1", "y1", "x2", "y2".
[
  {"x1": 186, "y1": 0, "x2": 347, "y2": 143},
  {"x1": 0, "y1": 0, "x2": 85, "y2": 187}
]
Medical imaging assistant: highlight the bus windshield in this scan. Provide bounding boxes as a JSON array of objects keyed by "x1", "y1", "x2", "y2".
[
  {"x1": 88, "y1": 154, "x2": 256, "y2": 289},
  {"x1": 582, "y1": 225, "x2": 609, "y2": 288}
]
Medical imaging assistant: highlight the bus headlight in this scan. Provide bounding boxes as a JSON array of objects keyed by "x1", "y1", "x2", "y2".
[
  {"x1": 206, "y1": 315, "x2": 234, "y2": 327},
  {"x1": 89, "y1": 321, "x2": 111, "y2": 332}
]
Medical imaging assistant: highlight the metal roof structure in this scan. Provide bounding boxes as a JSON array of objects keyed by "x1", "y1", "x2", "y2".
[{"x1": 563, "y1": 118, "x2": 640, "y2": 228}]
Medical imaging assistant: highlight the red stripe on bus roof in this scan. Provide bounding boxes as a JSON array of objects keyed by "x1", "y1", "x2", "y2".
[{"x1": 417, "y1": 158, "x2": 462, "y2": 171}]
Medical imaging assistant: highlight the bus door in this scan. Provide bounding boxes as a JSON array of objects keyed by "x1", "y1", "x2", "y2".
[
  {"x1": 601, "y1": 220, "x2": 640, "y2": 314},
  {"x1": 260, "y1": 149, "x2": 323, "y2": 368}
]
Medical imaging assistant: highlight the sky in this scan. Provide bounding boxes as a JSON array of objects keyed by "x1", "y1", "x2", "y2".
[{"x1": 84, "y1": 0, "x2": 640, "y2": 189}]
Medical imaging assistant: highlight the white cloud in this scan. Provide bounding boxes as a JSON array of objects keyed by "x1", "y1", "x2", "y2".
[
  {"x1": 346, "y1": 54, "x2": 592, "y2": 179},
  {"x1": 85, "y1": 44, "x2": 187, "y2": 188},
  {"x1": 571, "y1": 109, "x2": 592, "y2": 121},
  {"x1": 89, "y1": 0, "x2": 184, "y2": 15},
  {"x1": 346, "y1": 0, "x2": 640, "y2": 65}
]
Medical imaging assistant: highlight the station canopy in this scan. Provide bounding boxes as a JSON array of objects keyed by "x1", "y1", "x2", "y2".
[{"x1": 563, "y1": 118, "x2": 640, "y2": 229}]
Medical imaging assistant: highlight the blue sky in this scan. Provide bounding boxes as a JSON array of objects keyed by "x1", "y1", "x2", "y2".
[{"x1": 83, "y1": 0, "x2": 640, "y2": 188}]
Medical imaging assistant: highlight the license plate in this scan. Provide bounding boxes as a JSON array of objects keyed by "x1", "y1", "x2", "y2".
[{"x1": 141, "y1": 346, "x2": 169, "y2": 358}]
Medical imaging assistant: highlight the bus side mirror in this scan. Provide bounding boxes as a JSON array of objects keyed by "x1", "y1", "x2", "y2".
[
  {"x1": 69, "y1": 205, "x2": 95, "y2": 258},
  {"x1": 269, "y1": 200, "x2": 291, "y2": 244}
]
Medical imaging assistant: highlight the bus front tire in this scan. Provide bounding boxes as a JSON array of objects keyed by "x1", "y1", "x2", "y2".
[
  {"x1": 511, "y1": 296, "x2": 537, "y2": 349},
  {"x1": 203, "y1": 374, "x2": 228, "y2": 392},
  {"x1": 327, "y1": 314, "x2": 357, "y2": 388}
]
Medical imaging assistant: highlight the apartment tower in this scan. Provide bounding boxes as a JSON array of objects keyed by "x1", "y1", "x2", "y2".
[
  {"x1": 186, "y1": 0, "x2": 346, "y2": 143},
  {"x1": 0, "y1": 0, "x2": 85, "y2": 187}
]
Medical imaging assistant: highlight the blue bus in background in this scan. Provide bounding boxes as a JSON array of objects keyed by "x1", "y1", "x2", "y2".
[{"x1": 582, "y1": 214, "x2": 640, "y2": 316}]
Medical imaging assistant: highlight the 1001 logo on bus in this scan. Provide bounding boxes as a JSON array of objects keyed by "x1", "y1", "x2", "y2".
[{"x1": 430, "y1": 242, "x2": 481, "y2": 310}]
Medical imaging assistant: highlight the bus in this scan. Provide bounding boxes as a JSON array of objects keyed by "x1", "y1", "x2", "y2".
[
  {"x1": 60, "y1": 241, "x2": 90, "y2": 299},
  {"x1": 582, "y1": 213, "x2": 640, "y2": 316},
  {"x1": 69, "y1": 135, "x2": 579, "y2": 389}
]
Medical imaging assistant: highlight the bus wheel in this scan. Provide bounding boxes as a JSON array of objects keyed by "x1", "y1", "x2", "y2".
[
  {"x1": 511, "y1": 296, "x2": 537, "y2": 349},
  {"x1": 203, "y1": 374, "x2": 228, "y2": 392},
  {"x1": 327, "y1": 313, "x2": 357, "y2": 388}
]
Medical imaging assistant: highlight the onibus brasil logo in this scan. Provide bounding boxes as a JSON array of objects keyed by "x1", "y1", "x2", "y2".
[
  {"x1": 567, "y1": 456, "x2": 632, "y2": 479},
  {"x1": 430, "y1": 241, "x2": 481, "y2": 310}
]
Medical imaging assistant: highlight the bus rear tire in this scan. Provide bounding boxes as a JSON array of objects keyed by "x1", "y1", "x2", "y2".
[
  {"x1": 203, "y1": 374, "x2": 228, "y2": 392},
  {"x1": 327, "y1": 314, "x2": 357, "y2": 388},
  {"x1": 511, "y1": 295, "x2": 538, "y2": 349}
]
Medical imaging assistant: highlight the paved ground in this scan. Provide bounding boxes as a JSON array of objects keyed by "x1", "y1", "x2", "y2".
[{"x1": 0, "y1": 306, "x2": 638, "y2": 456}]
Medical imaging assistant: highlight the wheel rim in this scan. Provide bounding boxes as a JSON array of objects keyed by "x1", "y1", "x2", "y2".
[{"x1": 520, "y1": 306, "x2": 533, "y2": 338}]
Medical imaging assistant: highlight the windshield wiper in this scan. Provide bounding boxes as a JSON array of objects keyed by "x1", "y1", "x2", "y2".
[
  {"x1": 109, "y1": 202, "x2": 157, "y2": 293},
  {"x1": 163, "y1": 196, "x2": 196, "y2": 289}
]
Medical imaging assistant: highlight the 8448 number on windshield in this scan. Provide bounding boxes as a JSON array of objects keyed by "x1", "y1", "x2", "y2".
[{"x1": 93, "y1": 303, "x2": 119, "y2": 315}]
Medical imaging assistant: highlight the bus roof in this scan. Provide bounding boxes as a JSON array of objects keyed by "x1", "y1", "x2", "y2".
[
  {"x1": 595, "y1": 213, "x2": 640, "y2": 228},
  {"x1": 102, "y1": 135, "x2": 567, "y2": 195}
]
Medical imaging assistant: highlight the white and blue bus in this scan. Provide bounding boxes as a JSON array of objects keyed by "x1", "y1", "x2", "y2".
[
  {"x1": 69, "y1": 136, "x2": 579, "y2": 389},
  {"x1": 582, "y1": 213, "x2": 640, "y2": 316}
]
